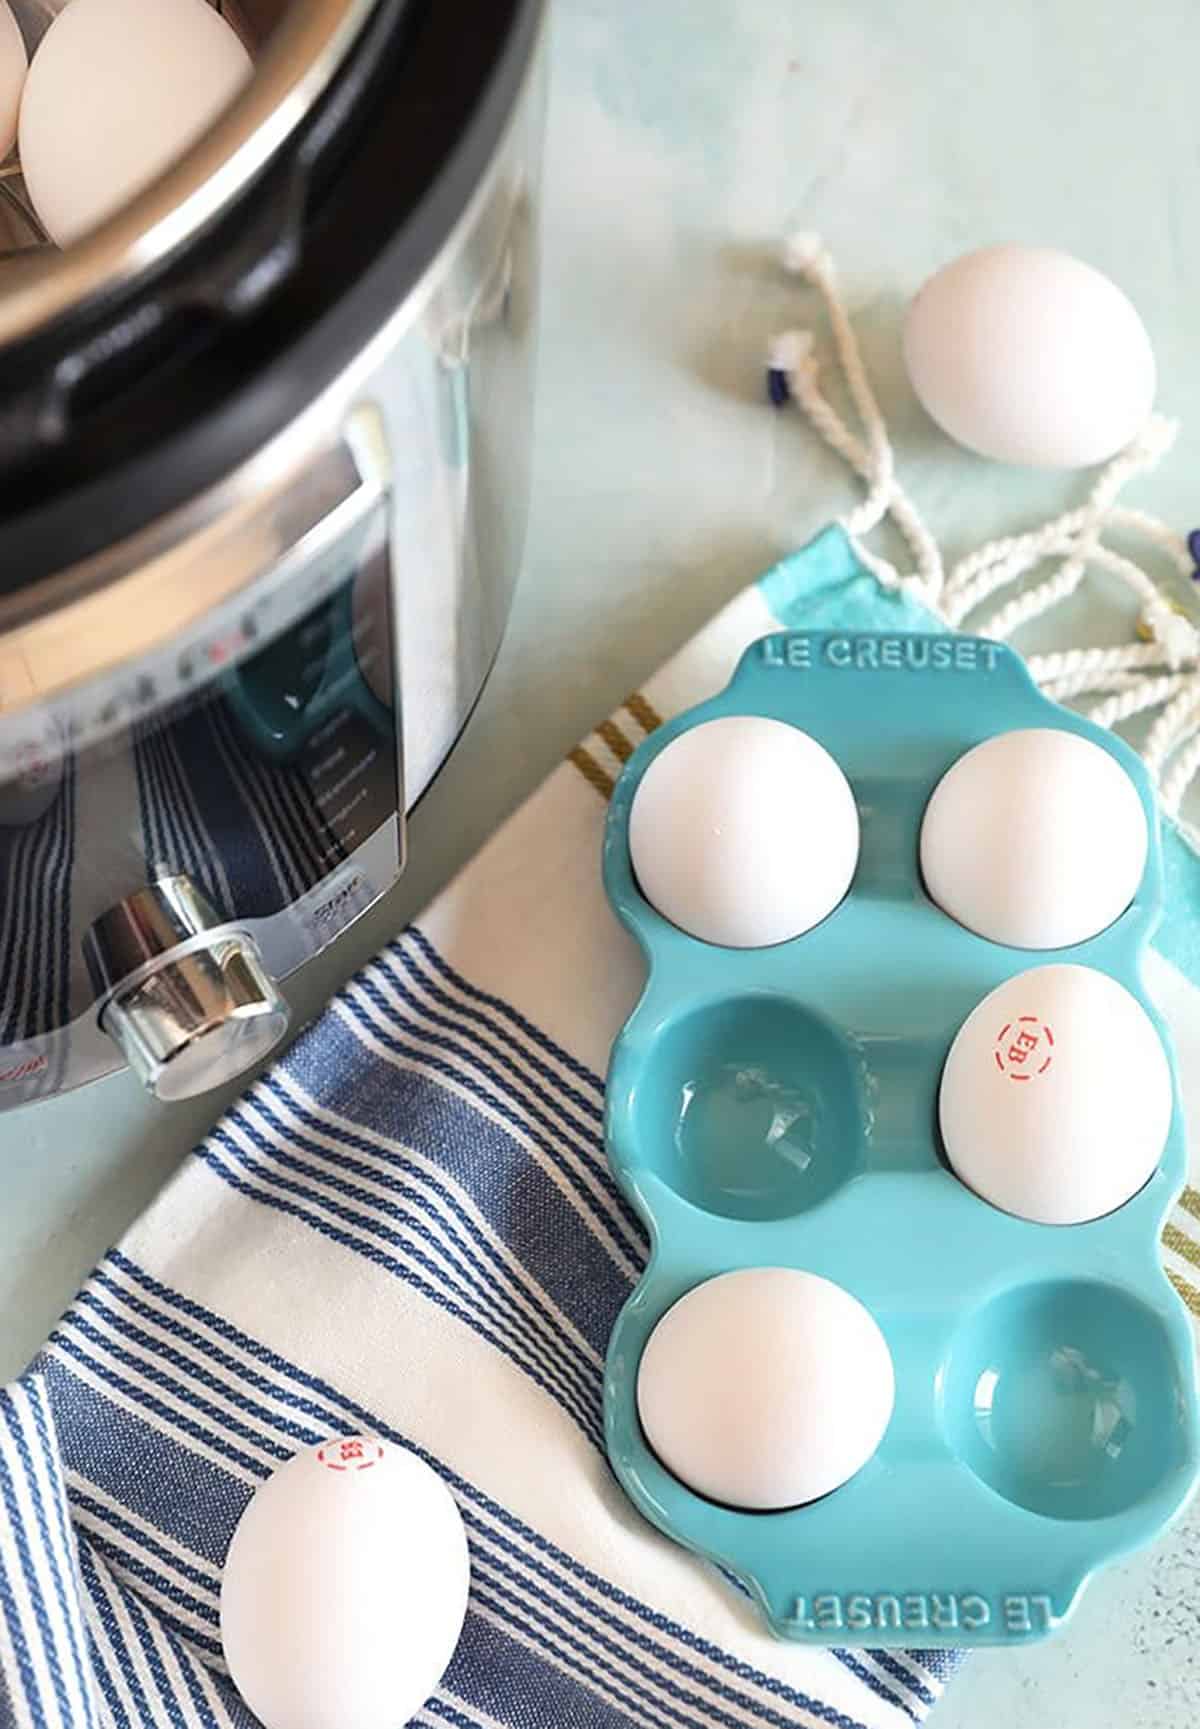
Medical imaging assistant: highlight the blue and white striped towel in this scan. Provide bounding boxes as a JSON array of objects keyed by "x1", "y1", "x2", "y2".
[{"x1": 6, "y1": 531, "x2": 1200, "y2": 1729}]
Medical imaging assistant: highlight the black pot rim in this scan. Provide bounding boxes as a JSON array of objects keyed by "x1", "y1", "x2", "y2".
[{"x1": 0, "y1": 0, "x2": 544, "y2": 593}]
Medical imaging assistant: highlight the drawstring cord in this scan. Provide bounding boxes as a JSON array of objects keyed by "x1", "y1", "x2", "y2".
[{"x1": 767, "y1": 234, "x2": 1200, "y2": 831}]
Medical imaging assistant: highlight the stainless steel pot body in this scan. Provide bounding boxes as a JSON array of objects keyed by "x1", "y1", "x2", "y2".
[{"x1": 0, "y1": 9, "x2": 546, "y2": 1105}]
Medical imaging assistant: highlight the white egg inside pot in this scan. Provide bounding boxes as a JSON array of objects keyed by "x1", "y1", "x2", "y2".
[
  {"x1": 0, "y1": 1, "x2": 27, "y2": 162},
  {"x1": 17, "y1": 0, "x2": 255, "y2": 246}
]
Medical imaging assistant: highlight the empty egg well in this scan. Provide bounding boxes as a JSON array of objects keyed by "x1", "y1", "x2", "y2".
[
  {"x1": 628, "y1": 995, "x2": 865, "y2": 1221},
  {"x1": 941, "y1": 1280, "x2": 1190, "y2": 1521}
]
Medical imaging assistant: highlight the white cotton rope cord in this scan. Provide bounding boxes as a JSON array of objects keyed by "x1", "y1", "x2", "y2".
[
  {"x1": 1113, "y1": 506, "x2": 1193, "y2": 576},
  {"x1": 1090, "y1": 673, "x2": 1191, "y2": 730},
  {"x1": 768, "y1": 235, "x2": 1200, "y2": 819},
  {"x1": 778, "y1": 233, "x2": 945, "y2": 601}
]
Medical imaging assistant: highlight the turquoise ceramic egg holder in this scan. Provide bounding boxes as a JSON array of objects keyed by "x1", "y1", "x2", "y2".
[{"x1": 602, "y1": 629, "x2": 1200, "y2": 1648}]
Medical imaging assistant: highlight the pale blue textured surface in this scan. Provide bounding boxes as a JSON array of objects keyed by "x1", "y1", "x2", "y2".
[{"x1": 3, "y1": 2, "x2": 1200, "y2": 1721}]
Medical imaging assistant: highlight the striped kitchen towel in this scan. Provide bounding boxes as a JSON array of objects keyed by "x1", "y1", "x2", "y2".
[
  {"x1": 0, "y1": 753, "x2": 75, "y2": 1058},
  {"x1": 5, "y1": 526, "x2": 1200, "y2": 1729}
]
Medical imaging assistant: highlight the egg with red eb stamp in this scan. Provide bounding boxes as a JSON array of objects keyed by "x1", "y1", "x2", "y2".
[
  {"x1": 939, "y1": 964, "x2": 1173, "y2": 1225},
  {"x1": 220, "y1": 1436, "x2": 469, "y2": 1729}
]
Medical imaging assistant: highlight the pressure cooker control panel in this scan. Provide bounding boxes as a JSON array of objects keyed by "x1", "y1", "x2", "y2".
[
  {"x1": 0, "y1": 404, "x2": 394, "y2": 781},
  {"x1": 0, "y1": 406, "x2": 405, "y2": 1108},
  {"x1": 0, "y1": 488, "x2": 387, "y2": 777}
]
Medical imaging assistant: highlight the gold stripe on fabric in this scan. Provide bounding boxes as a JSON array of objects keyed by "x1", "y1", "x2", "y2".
[
  {"x1": 624, "y1": 692, "x2": 664, "y2": 735},
  {"x1": 1166, "y1": 1266, "x2": 1200, "y2": 1318},
  {"x1": 1164, "y1": 1220, "x2": 1200, "y2": 1272},
  {"x1": 597, "y1": 719, "x2": 636, "y2": 763},
  {"x1": 568, "y1": 746, "x2": 615, "y2": 799}
]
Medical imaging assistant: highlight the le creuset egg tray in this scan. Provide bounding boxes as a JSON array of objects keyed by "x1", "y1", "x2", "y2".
[{"x1": 601, "y1": 629, "x2": 1200, "y2": 1648}]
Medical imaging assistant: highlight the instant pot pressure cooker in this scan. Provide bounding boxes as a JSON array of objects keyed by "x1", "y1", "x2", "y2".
[{"x1": 0, "y1": 0, "x2": 547, "y2": 1106}]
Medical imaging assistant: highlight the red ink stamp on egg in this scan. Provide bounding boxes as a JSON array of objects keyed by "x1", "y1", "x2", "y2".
[
  {"x1": 993, "y1": 1017, "x2": 1054, "y2": 1081},
  {"x1": 316, "y1": 1438, "x2": 384, "y2": 1472}
]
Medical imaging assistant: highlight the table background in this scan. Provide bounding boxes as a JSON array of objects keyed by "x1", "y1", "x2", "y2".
[{"x1": 4, "y1": 2, "x2": 1200, "y2": 1720}]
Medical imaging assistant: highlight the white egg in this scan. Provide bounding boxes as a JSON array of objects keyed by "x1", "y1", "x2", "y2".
[
  {"x1": 220, "y1": 1436, "x2": 469, "y2": 1729},
  {"x1": 628, "y1": 715, "x2": 859, "y2": 948},
  {"x1": 19, "y1": 0, "x2": 251, "y2": 247},
  {"x1": 637, "y1": 1268, "x2": 894, "y2": 1510},
  {"x1": 903, "y1": 246, "x2": 1156, "y2": 468},
  {"x1": 920, "y1": 728, "x2": 1148, "y2": 949},
  {"x1": 0, "y1": 1, "x2": 25, "y2": 160},
  {"x1": 940, "y1": 964, "x2": 1172, "y2": 1225}
]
